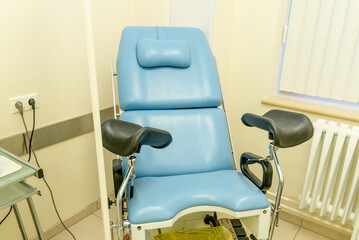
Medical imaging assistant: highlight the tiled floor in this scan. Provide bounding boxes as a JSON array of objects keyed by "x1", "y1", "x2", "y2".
[{"x1": 50, "y1": 208, "x2": 333, "y2": 240}]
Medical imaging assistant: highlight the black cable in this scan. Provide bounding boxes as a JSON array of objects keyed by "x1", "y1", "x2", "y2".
[
  {"x1": 27, "y1": 106, "x2": 35, "y2": 162},
  {"x1": 18, "y1": 102, "x2": 76, "y2": 240},
  {"x1": 0, "y1": 102, "x2": 29, "y2": 225},
  {"x1": 0, "y1": 207, "x2": 12, "y2": 226},
  {"x1": 39, "y1": 168, "x2": 77, "y2": 240},
  {"x1": 0, "y1": 101, "x2": 25, "y2": 226}
]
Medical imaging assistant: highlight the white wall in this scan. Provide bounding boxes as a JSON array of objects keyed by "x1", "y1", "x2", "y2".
[
  {"x1": 129, "y1": 0, "x2": 357, "y2": 235},
  {"x1": 1, "y1": 0, "x2": 357, "y2": 239},
  {"x1": 170, "y1": 0, "x2": 215, "y2": 44},
  {"x1": 121, "y1": 0, "x2": 358, "y2": 234},
  {"x1": 213, "y1": 0, "x2": 358, "y2": 235},
  {"x1": 0, "y1": 0, "x2": 131, "y2": 239}
]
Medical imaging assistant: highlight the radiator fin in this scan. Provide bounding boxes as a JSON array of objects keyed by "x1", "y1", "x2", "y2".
[{"x1": 300, "y1": 120, "x2": 359, "y2": 227}]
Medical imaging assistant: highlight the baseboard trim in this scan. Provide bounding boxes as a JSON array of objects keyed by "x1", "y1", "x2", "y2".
[
  {"x1": 30, "y1": 201, "x2": 99, "y2": 240},
  {"x1": 265, "y1": 192, "x2": 352, "y2": 240},
  {"x1": 30, "y1": 192, "x2": 116, "y2": 240}
]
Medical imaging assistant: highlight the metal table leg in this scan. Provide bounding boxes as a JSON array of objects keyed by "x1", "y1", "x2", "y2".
[
  {"x1": 26, "y1": 197, "x2": 44, "y2": 240},
  {"x1": 13, "y1": 204, "x2": 28, "y2": 240}
]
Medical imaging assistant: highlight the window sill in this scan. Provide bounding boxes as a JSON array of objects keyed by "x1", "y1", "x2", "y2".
[{"x1": 262, "y1": 96, "x2": 359, "y2": 122}]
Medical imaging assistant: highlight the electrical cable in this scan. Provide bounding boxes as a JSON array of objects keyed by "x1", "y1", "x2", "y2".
[
  {"x1": 21, "y1": 103, "x2": 76, "y2": 240},
  {"x1": 0, "y1": 206, "x2": 12, "y2": 225},
  {"x1": 0, "y1": 101, "x2": 29, "y2": 225},
  {"x1": 0, "y1": 101, "x2": 25, "y2": 226},
  {"x1": 0, "y1": 100, "x2": 76, "y2": 239},
  {"x1": 27, "y1": 103, "x2": 35, "y2": 162}
]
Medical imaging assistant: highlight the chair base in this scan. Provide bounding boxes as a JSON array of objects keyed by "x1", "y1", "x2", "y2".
[{"x1": 130, "y1": 205, "x2": 271, "y2": 240}]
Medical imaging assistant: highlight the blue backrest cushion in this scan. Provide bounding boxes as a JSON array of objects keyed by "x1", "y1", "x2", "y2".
[
  {"x1": 121, "y1": 108, "x2": 234, "y2": 177},
  {"x1": 117, "y1": 26, "x2": 222, "y2": 110},
  {"x1": 136, "y1": 38, "x2": 191, "y2": 68}
]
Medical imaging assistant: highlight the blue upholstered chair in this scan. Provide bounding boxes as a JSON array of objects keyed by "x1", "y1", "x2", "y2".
[{"x1": 101, "y1": 26, "x2": 313, "y2": 240}]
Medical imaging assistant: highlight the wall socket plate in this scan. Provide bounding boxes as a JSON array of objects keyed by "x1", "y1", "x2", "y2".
[{"x1": 9, "y1": 93, "x2": 39, "y2": 114}]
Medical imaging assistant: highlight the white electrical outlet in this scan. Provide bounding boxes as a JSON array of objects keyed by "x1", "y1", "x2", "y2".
[{"x1": 9, "y1": 93, "x2": 39, "y2": 114}]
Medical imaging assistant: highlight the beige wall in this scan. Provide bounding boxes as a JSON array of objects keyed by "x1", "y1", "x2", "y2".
[
  {"x1": 0, "y1": 0, "x2": 131, "y2": 239},
  {"x1": 131, "y1": 0, "x2": 358, "y2": 235},
  {"x1": 213, "y1": 0, "x2": 358, "y2": 235},
  {"x1": 1, "y1": 0, "x2": 357, "y2": 239}
]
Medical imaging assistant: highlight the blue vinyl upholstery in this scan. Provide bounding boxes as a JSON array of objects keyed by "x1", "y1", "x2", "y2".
[
  {"x1": 117, "y1": 26, "x2": 269, "y2": 225},
  {"x1": 117, "y1": 27, "x2": 222, "y2": 110},
  {"x1": 127, "y1": 170, "x2": 270, "y2": 224},
  {"x1": 136, "y1": 39, "x2": 191, "y2": 68},
  {"x1": 121, "y1": 108, "x2": 234, "y2": 177}
]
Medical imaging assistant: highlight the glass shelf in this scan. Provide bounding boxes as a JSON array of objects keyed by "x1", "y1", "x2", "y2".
[
  {"x1": 0, "y1": 147, "x2": 42, "y2": 190},
  {"x1": 0, "y1": 181, "x2": 38, "y2": 210}
]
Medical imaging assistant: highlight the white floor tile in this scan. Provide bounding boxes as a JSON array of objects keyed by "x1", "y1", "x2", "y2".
[
  {"x1": 272, "y1": 219, "x2": 300, "y2": 240},
  {"x1": 294, "y1": 227, "x2": 333, "y2": 240},
  {"x1": 50, "y1": 214, "x2": 104, "y2": 240}
]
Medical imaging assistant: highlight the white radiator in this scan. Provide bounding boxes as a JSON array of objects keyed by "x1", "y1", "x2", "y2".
[{"x1": 299, "y1": 119, "x2": 359, "y2": 239}]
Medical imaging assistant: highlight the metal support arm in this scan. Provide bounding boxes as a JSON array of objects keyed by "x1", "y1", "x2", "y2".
[
  {"x1": 268, "y1": 143, "x2": 284, "y2": 240},
  {"x1": 116, "y1": 155, "x2": 136, "y2": 240}
]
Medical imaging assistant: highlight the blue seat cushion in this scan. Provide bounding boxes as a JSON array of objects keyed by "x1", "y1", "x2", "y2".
[{"x1": 127, "y1": 169, "x2": 270, "y2": 224}]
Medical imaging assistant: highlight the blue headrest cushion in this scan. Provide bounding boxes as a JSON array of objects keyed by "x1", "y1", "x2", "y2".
[
  {"x1": 118, "y1": 27, "x2": 222, "y2": 110},
  {"x1": 136, "y1": 38, "x2": 191, "y2": 68}
]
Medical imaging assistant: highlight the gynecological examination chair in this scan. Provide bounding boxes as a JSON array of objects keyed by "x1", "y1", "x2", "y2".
[{"x1": 101, "y1": 26, "x2": 314, "y2": 240}]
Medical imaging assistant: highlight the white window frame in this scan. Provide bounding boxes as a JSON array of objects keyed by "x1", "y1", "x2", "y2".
[{"x1": 276, "y1": 0, "x2": 359, "y2": 109}]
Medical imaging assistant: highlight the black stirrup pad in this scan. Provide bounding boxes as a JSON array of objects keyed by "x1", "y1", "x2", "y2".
[
  {"x1": 241, "y1": 109, "x2": 313, "y2": 148},
  {"x1": 101, "y1": 119, "x2": 172, "y2": 156}
]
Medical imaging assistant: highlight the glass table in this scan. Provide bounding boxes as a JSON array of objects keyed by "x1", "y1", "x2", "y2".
[{"x1": 0, "y1": 147, "x2": 44, "y2": 240}]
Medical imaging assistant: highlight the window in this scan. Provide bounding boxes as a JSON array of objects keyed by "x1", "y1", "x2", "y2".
[{"x1": 279, "y1": 0, "x2": 359, "y2": 103}]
